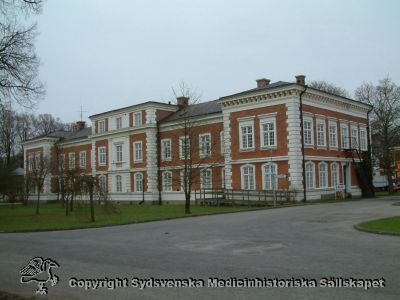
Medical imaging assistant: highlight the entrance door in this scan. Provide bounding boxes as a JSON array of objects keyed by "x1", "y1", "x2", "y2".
[{"x1": 343, "y1": 163, "x2": 351, "y2": 194}]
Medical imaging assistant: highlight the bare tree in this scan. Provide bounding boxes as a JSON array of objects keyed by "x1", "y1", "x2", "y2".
[
  {"x1": 167, "y1": 82, "x2": 219, "y2": 214},
  {"x1": 355, "y1": 77, "x2": 400, "y2": 193},
  {"x1": 27, "y1": 152, "x2": 50, "y2": 214},
  {"x1": 0, "y1": 0, "x2": 45, "y2": 107},
  {"x1": 309, "y1": 80, "x2": 350, "y2": 98},
  {"x1": 34, "y1": 114, "x2": 65, "y2": 135},
  {"x1": 0, "y1": 103, "x2": 17, "y2": 165}
]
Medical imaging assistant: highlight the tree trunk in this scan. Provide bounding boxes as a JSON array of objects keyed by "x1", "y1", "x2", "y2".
[
  {"x1": 35, "y1": 187, "x2": 40, "y2": 215},
  {"x1": 185, "y1": 192, "x2": 191, "y2": 214},
  {"x1": 89, "y1": 185, "x2": 95, "y2": 222},
  {"x1": 70, "y1": 192, "x2": 74, "y2": 212},
  {"x1": 65, "y1": 196, "x2": 69, "y2": 216}
]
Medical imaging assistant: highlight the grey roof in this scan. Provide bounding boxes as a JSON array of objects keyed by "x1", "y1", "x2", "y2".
[
  {"x1": 89, "y1": 101, "x2": 176, "y2": 118},
  {"x1": 161, "y1": 99, "x2": 222, "y2": 123},
  {"x1": 219, "y1": 81, "x2": 292, "y2": 100},
  {"x1": 27, "y1": 127, "x2": 92, "y2": 143}
]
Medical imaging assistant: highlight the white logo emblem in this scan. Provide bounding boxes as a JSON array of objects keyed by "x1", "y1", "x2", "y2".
[{"x1": 20, "y1": 257, "x2": 59, "y2": 295}]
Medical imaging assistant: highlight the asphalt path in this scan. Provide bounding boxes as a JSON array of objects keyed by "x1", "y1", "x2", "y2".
[{"x1": 1, "y1": 196, "x2": 399, "y2": 299}]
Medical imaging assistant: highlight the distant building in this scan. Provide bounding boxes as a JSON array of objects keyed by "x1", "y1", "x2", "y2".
[{"x1": 22, "y1": 75, "x2": 372, "y2": 201}]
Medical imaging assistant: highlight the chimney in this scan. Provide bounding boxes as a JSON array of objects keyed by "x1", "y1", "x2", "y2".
[
  {"x1": 295, "y1": 75, "x2": 306, "y2": 85},
  {"x1": 177, "y1": 96, "x2": 189, "y2": 107},
  {"x1": 256, "y1": 78, "x2": 271, "y2": 88},
  {"x1": 75, "y1": 121, "x2": 86, "y2": 131}
]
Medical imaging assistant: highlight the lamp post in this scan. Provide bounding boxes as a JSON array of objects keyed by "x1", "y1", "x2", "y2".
[{"x1": 268, "y1": 147, "x2": 277, "y2": 206}]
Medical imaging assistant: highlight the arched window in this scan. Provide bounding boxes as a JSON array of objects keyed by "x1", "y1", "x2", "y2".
[
  {"x1": 319, "y1": 163, "x2": 328, "y2": 188},
  {"x1": 162, "y1": 171, "x2": 172, "y2": 191},
  {"x1": 200, "y1": 169, "x2": 212, "y2": 189},
  {"x1": 331, "y1": 163, "x2": 339, "y2": 187},
  {"x1": 241, "y1": 165, "x2": 255, "y2": 190},
  {"x1": 134, "y1": 172, "x2": 143, "y2": 192},
  {"x1": 305, "y1": 162, "x2": 315, "y2": 189},
  {"x1": 98, "y1": 175, "x2": 106, "y2": 193},
  {"x1": 116, "y1": 175, "x2": 122, "y2": 192},
  {"x1": 263, "y1": 163, "x2": 277, "y2": 190}
]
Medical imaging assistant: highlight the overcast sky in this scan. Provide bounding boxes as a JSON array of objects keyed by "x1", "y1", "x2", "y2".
[{"x1": 33, "y1": 0, "x2": 400, "y2": 124}]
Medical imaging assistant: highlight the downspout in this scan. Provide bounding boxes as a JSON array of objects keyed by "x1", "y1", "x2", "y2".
[
  {"x1": 299, "y1": 85, "x2": 308, "y2": 202},
  {"x1": 157, "y1": 121, "x2": 162, "y2": 205},
  {"x1": 366, "y1": 106, "x2": 374, "y2": 196}
]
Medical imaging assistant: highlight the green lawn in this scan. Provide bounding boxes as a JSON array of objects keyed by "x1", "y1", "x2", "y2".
[
  {"x1": 0, "y1": 203, "x2": 281, "y2": 233},
  {"x1": 357, "y1": 216, "x2": 400, "y2": 234}
]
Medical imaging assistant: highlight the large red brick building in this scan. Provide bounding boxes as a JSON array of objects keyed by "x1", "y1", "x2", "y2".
[{"x1": 23, "y1": 75, "x2": 372, "y2": 201}]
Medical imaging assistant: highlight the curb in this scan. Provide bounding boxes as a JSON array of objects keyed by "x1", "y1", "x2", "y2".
[{"x1": 353, "y1": 224, "x2": 400, "y2": 236}]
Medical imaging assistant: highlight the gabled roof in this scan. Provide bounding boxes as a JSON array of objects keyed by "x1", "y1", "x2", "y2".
[{"x1": 161, "y1": 99, "x2": 222, "y2": 123}]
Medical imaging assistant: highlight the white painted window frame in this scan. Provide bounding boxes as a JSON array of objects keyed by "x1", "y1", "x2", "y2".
[
  {"x1": 262, "y1": 163, "x2": 278, "y2": 190},
  {"x1": 133, "y1": 141, "x2": 143, "y2": 162},
  {"x1": 162, "y1": 171, "x2": 173, "y2": 191},
  {"x1": 328, "y1": 122, "x2": 338, "y2": 149},
  {"x1": 79, "y1": 151, "x2": 86, "y2": 168},
  {"x1": 179, "y1": 136, "x2": 191, "y2": 160},
  {"x1": 316, "y1": 119, "x2": 326, "y2": 147},
  {"x1": 68, "y1": 152, "x2": 75, "y2": 170},
  {"x1": 241, "y1": 164, "x2": 255, "y2": 190},
  {"x1": 318, "y1": 162, "x2": 328, "y2": 188},
  {"x1": 161, "y1": 138, "x2": 172, "y2": 161},
  {"x1": 98, "y1": 147, "x2": 106, "y2": 166},
  {"x1": 239, "y1": 120, "x2": 255, "y2": 150},
  {"x1": 259, "y1": 116, "x2": 277, "y2": 148},
  {"x1": 305, "y1": 161, "x2": 315, "y2": 189},
  {"x1": 303, "y1": 117, "x2": 314, "y2": 146},
  {"x1": 199, "y1": 133, "x2": 211, "y2": 157},
  {"x1": 134, "y1": 112, "x2": 142, "y2": 126},
  {"x1": 200, "y1": 168, "x2": 212, "y2": 189},
  {"x1": 134, "y1": 172, "x2": 144, "y2": 192}
]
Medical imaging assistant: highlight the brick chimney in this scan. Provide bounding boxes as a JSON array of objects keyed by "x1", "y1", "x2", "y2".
[
  {"x1": 295, "y1": 75, "x2": 306, "y2": 85},
  {"x1": 177, "y1": 96, "x2": 189, "y2": 107},
  {"x1": 256, "y1": 78, "x2": 271, "y2": 88},
  {"x1": 75, "y1": 121, "x2": 86, "y2": 131}
]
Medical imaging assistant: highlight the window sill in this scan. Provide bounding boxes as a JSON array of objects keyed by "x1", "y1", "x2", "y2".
[
  {"x1": 260, "y1": 146, "x2": 277, "y2": 150},
  {"x1": 162, "y1": 158, "x2": 172, "y2": 162},
  {"x1": 304, "y1": 145, "x2": 314, "y2": 149},
  {"x1": 239, "y1": 148, "x2": 255, "y2": 152},
  {"x1": 316, "y1": 146, "x2": 327, "y2": 150},
  {"x1": 133, "y1": 160, "x2": 143, "y2": 163}
]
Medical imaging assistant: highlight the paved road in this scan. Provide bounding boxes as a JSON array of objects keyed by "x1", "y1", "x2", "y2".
[{"x1": 1, "y1": 197, "x2": 400, "y2": 300}]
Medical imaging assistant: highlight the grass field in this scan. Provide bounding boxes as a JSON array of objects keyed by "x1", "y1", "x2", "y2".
[
  {"x1": 357, "y1": 216, "x2": 400, "y2": 234},
  {"x1": 0, "y1": 202, "x2": 282, "y2": 233}
]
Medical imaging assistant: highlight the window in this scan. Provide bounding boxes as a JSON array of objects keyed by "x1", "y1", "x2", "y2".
[
  {"x1": 220, "y1": 131, "x2": 225, "y2": 154},
  {"x1": 116, "y1": 144, "x2": 123, "y2": 162},
  {"x1": 241, "y1": 165, "x2": 255, "y2": 190},
  {"x1": 135, "y1": 172, "x2": 143, "y2": 192},
  {"x1": 28, "y1": 154, "x2": 34, "y2": 171},
  {"x1": 99, "y1": 175, "x2": 106, "y2": 193},
  {"x1": 341, "y1": 124, "x2": 349, "y2": 149},
  {"x1": 59, "y1": 154, "x2": 65, "y2": 170},
  {"x1": 133, "y1": 141, "x2": 143, "y2": 162},
  {"x1": 263, "y1": 163, "x2": 277, "y2": 190},
  {"x1": 79, "y1": 151, "x2": 86, "y2": 168},
  {"x1": 162, "y1": 171, "x2": 172, "y2": 191},
  {"x1": 116, "y1": 175, "x2": 122, "y2": 192},
  {"x1": 331, "y1": 163, "x2": 339, "y2": 187},
  {"x1": 239, "y1": 121, "x2": 254, "y2": 150},
  {"x1": 360, "y1": 128, "x2": 367, "y2": 151},
  {"x1": 34, "y1": 152, "x2": 41, "y2": 170},
  {"x1": 134, "y1": 112, "x2": 142, "y2": 126},
  {"x1": 260, "y1": 119, "x2": 276, "y2": 147},
  {"x1": 98, "y1": 147, "x2": 106, "y2": 166},
  {"x1": 199, "y1": 133, "x2": 211, "y2": 157},
  {"x1": 180, "y1": 169, "x2": 190, "y2": 191},
  {"x1": 200, "y1": 169, "x2": 212, "y2": 189},
  {"x1": 351, "y1": 126, "x2": 359, "y2": 149},
  {"x1": 179, "y1": 136, "x2": 190, "y2": 159},
  {"x1": 303, "y1": 119, "x2": 313, "y2": 145},
  {"x1": 318, "y1": 163, "x2": 328, "y2": 188},
  {"x1": 317, "y1": 121, "x2": 326, "y2": 147},
  {"x1": 99, "y1": 120, "x2": 106, "y2": 133},
  {"x1": 68, "y1": 152, "x2": 75, "y2": 169},
  {"x1": 329, "y1": 123, "x2": 338, "y2": 148},
  {"x1": 221, "y1": 167, "x2": 225, "y2": 188},
  {"x1": 161, "y1": 139, "x2": 172, "y2": 161},
  {"x1": 305, "y1": 162, "x2": 315, "y2": 189},
  {"x1": 116, "y1": 117, "x2": 122, "y2": 130}
]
